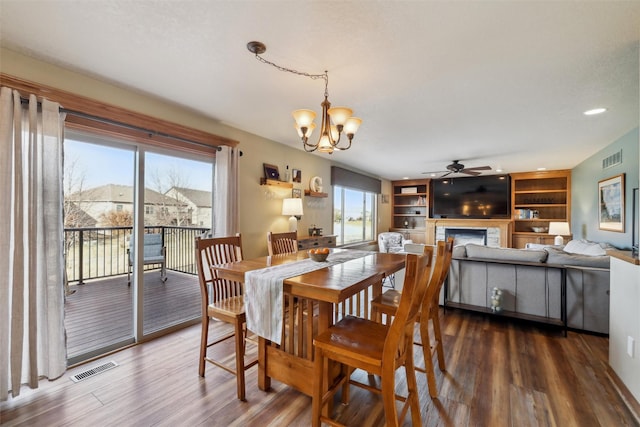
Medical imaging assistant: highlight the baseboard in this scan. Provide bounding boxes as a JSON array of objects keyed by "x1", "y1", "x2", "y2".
[{"x1": 606, "y1": 364, "x2": 640, "y2": 425}]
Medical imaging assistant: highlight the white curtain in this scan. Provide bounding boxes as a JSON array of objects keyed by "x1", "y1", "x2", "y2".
[
  {"x1": 213, "y1": 145, "x2": 239, "y2": 236},
  {"x1": 0, "y1": 87, "x2": 67, "y2": 401}
]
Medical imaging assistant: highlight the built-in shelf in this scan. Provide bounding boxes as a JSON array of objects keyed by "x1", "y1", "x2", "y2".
[
  {"x1": 304, "y1": 190, "x2": 328, "y2": 198},
  {"x1": 511, "y1": 170, "x2": 571, "y2": 248},
  {"x1": 260, "y1": 178, "x2": 293, "y2": 188},
  {"x1": 391, "y1": 179, "x2": 429, "y2": 244}
]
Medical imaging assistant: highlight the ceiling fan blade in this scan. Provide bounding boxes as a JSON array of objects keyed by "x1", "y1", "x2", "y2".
[
  {"x1": 461, "y1": 170, "x2": 481, "y2": 176},
  {"x1": 421, "y1": 170, "x2": 448, "y2": 175},
  {"x1": 439, "y1": 171, "x2": 453, "y2": 178},
  {"x1": 464, "y1": 165, "x2": 492, "y2": 171}
]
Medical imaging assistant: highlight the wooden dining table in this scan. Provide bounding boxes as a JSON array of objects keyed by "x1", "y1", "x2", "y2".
[{"x1": 212, "y1": 248, "x2": 406, "y2": 396}]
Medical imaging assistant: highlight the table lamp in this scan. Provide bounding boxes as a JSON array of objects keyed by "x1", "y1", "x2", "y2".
[
  {"x1": 548, "y1": 221, "x2": 570, "y2": 245},
  {"x1": 282, "y1": 198, "x2": 303, "y2": 232}
]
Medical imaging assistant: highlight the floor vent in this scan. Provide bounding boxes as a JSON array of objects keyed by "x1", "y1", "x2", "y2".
[
  {"x1": 70, "y1": 360, "x2": 118, "y2": 383},
  {"x1": 602, "y1": 149, "x2": 622, "y2": 169}
]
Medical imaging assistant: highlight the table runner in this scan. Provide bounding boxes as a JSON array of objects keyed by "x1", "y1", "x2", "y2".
[{"x1": 245, "y1": 250, "x2": 372, "y2": 344}]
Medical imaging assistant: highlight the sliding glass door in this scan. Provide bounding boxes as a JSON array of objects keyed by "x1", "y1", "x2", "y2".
[
  {"x1": 63, "y1": 131, "x2": 212, "y2": 364},
  {"x1": 142, "y1": 150, "x2": 212, "y2": 335},
  {"x1": 63, "y1": 134, "x2": 136, "y2": 364}
]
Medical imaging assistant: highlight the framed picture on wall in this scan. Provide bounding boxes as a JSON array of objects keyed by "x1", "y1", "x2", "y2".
[
  {"x1": 263, "y1": 163, "x2": 280, "y2": 180},
  {"x1": 292, "y1": 168, "x2": 302, "y2": 183},
  {"x1": 598, "y1": 173, "x2": 625, "y2": 232},
  {"x1": 292, "y1": 188, "x2": 302, "y2": 198}
]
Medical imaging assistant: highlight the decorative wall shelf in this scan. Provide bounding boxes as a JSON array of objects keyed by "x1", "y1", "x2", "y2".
[
  {"x1": 260, "y1": 178, "x2": 293, "y2": 188},
  {"x1": 304, "y1": 190, "x2": 328, "y2": 198}
]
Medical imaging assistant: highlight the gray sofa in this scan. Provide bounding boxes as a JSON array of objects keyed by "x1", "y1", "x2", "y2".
[{"x1": 447, "y1": 243, "x2": 610, "y2": 334}]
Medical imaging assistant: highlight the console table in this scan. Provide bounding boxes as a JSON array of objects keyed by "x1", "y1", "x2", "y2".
[{"x1": 297, "y1": 235, "x2": 337, "y2": 250}]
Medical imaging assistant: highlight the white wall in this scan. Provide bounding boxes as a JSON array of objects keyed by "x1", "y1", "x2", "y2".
[{"x1": 609, "y1": 257, "x2": 640, "y2": 402}]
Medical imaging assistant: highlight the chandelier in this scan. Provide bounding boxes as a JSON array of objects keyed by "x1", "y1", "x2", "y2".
[{"x1": 247, "y1": 41, "x2": 362, "y2": 154}]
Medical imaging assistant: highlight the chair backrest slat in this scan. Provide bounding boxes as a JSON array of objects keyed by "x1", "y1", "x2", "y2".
[
  {"x1": 267, "y1": 231, "x2": 298, "y2": 256},
  {"x1": 195, "y1": 234, "x2": 244, "y2": 305}
]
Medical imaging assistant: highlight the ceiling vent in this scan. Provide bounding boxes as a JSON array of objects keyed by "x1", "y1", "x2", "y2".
[{"x1": 602, "y1": 149, "x2": 622, "y2": 169}]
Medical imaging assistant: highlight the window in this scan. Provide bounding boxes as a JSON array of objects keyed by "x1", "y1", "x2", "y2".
[
  {"x1": 333, "y1": 186, "x2": 376, "y2": 245},
  {"x1": 116, "y1": 204, "x2": 123, "y2": 212},
  {"x1": 145, "y1": 205, "x2": 154, "y2": 214},
  {"x1": 331, "y1": 166, "x2": 380, "y2": 246}
]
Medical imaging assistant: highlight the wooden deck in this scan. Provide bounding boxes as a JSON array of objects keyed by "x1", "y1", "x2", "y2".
[{"x1": 65, "y1": 270, "x2": 201, "y2": 360}]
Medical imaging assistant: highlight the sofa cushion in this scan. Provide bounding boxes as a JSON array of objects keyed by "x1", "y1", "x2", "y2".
[
  {"x1": 545, "y1": 247, "x2": 610, "y2": 268},
  {"x1": 563, "y1": 239, "x2": 607, "y2": 256},
  {"x1": 465, "y1": 244, "x2": 548, "y2": 263},
  {"x1": 452, "y1": 245, "x2": 467, "y2": 259}
]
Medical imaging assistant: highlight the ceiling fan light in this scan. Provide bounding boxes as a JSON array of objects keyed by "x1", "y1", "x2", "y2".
[
  {"x1": 343, "y1": 117, "x2": 362, "y2": 135},
  {"x1": 292, "y1": 109, "x2": 316, "y2": 127},
  {"x1": 327, "y1": 107, "x2": 353, "y2": 126}
]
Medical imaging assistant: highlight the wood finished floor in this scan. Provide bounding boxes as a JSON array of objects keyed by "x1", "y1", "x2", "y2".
[{"x1": 2, "y1": 309, "x2": 637, "y2": 426}]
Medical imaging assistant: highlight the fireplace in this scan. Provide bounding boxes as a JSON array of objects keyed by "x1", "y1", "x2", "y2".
[{"x1": 445, "y1": 228, "x2": 487, "y2": 246}]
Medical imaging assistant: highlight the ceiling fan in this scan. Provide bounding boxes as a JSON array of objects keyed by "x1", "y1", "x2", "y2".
[{"x1": 422, "y1": 160, "x2": 492, "y2": 178}]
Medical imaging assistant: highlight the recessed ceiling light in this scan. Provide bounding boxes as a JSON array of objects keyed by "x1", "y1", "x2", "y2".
[
  {"x1": 537, "y1": 167, "x2": 547, "y2": 171},
  {"x1": 402, "y1": 176, "x2": 410, "y2": 180},
  {"x1": 584, "y1": 108, "x2": 607, "y2": 116},
  {"x1": 495, "y1": 168, "x2": 503, "y2": 172}
]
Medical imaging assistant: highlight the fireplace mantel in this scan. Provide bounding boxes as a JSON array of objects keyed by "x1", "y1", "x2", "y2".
[{"x1": 426, "y1": 219, "x2": 512, "y2": 247}]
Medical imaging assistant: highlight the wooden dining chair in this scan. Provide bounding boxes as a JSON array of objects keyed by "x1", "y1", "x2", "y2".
[
  {"x1": 266, "y1": 231, "x2": 298, "y2": 256},
  {"x1": 311, "y1": 251, "x2": 434, "y2": 427},
  {"x1": 195, "y1": 234, "x2": 257, "y2": 401},
  {"x1": 370, "y1": 237, "x2": 454, "y2": 398}
]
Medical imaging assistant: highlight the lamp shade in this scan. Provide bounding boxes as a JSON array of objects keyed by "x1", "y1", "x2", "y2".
[
  {"x1": 282, "y1": 198, "x2": 303, "y2": 232},
  {"x1": 548, "y1": 222, "x2": 570, "y2": 236},
  {"x1": 292, "y1": 109, "x2": 316, "y2": 128},
  {"x1": 327, "y1": 106, "x2": 353, "y2": 126},
  {"x1": 282, "y1": 198, "x2": 303, "y2": 216},
  {"x1": 343, "y1": 117, "x2": 362, "y2": 135}
]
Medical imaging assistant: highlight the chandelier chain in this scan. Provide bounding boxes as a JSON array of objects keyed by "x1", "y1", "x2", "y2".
[{"x1": 252, "y1": 53, "x2": 329, "y2": 96}]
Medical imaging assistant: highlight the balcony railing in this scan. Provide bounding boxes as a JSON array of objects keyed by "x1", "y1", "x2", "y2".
[{"x1": 65, "y1": 225, "x2": 209, "y2": 284}]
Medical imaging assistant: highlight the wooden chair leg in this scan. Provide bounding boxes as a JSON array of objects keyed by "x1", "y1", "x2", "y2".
[
  {"x1": 311, "y1": 346, "x2": 324, "y2": 427},
  {"x1": 431, "y1": 310, "x2": 446, "y2": 371},
  {"x1": 380, "y1": 365, "x2": 400, "y2": 427},
  {"x1": 199, "y1": 316, "x2": 209, "y2": 377},
  {"x1": 341, "y1": 365, "x2": 352, "y2": 405},
  {"x1": 234, "y1": 318, "x2": 246, "y2": 401},
  {"x1": 404, "y1": 345, "x2": 422, "y2": 426},
  {"x1": 419, "y1": 316, "x2": 439, "y2": 398}
]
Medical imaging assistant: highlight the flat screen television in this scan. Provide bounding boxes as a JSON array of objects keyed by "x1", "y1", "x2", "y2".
[{"x1": 431, "y1": 174, "x2": 511, "y2": 219}]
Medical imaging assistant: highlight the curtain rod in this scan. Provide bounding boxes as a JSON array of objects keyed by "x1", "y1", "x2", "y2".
[{"x1": 19, "y1": 97, "x2": 222, "y2": 152}]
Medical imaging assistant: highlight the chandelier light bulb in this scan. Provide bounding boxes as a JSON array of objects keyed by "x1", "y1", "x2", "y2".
[
  {"x1": 343, "y1": 117, "x2": 362, "y2": 137},
  {"x1": 318, "y1": 134, "x2": 334, "y2": 153},
  {"x1": 295, "y1": 122, "x2": 315, "y2": 138},
  {"x1": 327, "y1": 106, "x2": 353, "y2": 127},
  {"x1": 292, "y1": 109, "x2": 316, "y2": 128}
]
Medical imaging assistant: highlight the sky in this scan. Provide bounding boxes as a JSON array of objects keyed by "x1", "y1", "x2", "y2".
[{"x1": 64, "y1": 139, "x2": 213, "y2": 193}]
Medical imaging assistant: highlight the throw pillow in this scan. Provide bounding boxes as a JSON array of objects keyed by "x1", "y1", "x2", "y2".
[{"x1": 563, "y1": 239, "x2": 607, "y2": 256}]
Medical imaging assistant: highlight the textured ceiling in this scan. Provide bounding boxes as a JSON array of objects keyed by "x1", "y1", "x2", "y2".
[{"x1": 1, "y1": 1, "x2": 639, "y2": 180}]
